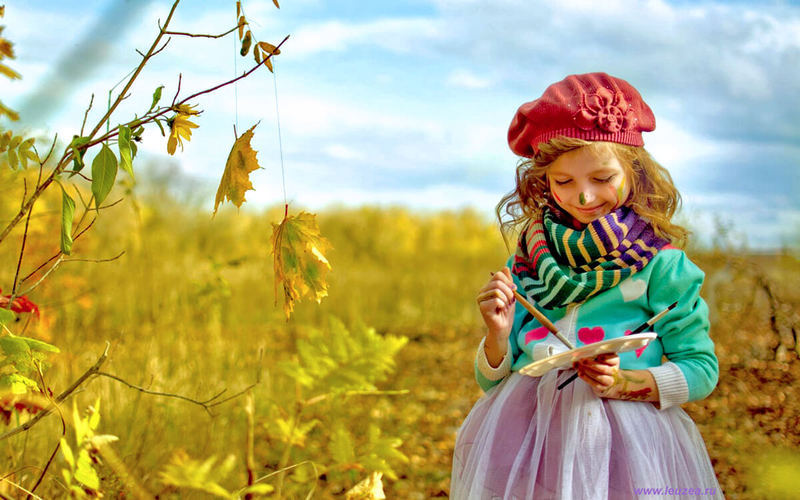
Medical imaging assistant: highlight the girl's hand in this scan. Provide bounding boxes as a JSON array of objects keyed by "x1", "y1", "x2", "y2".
[
  {"x1": 573, "y1": 353, "x2": 620, "y2": 397},
  {"x1": 477, "y1": 267, "x2": 516, "y2": 341}
]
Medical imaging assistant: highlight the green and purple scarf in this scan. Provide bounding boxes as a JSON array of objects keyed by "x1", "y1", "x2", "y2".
[{"x1": 512, "y1": 207, "x2": 669, "y2": 309}]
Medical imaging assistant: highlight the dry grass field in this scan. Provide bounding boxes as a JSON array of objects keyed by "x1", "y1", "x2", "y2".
[{"x1": 1, "y1": 175, "x2": 798, "y2": 498}]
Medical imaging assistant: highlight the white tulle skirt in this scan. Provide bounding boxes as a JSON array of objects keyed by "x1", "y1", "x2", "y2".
[{"x1": 451, "y1": 371, "x2": 723, "y2": 500}]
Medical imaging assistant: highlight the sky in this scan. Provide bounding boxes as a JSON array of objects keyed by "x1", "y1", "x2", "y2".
[{"x1": 3, "y1": 0, "x2": 800, "y2": 249}]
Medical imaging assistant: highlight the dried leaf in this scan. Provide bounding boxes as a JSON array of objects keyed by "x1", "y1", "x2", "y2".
[
  {"x1": 236, "y1": 1, "x2": 241, "y2": 19},
  {"x1": 213, "y1": 122, "x2": 260, "y2": 214},
  {"x1": 257, "y1": 41, "x2": 280, "y2": 56},
  {"x1": 253, "y1": 44, "x2": 262, "y2": 64},
  {"x1": 0, "y1": 100, "x2": 18, "y2": 121},
  {"x1": 273, "y1": 0, "x2": 280, "y2": 8},
  {"x1": 271, "y1": 211, "x2": 332, "y2": 319},
  {"x1": 238, "y1": 15, "x2": 246, "y2": 40},
  {"x1": 240, "y1": 30, "x2": 252, "y2": 56},
  {"x1": 345, "y1": 472, "x2": 386, "y2": 500},
  {"x1": 0, "y1": 63, "x2": 20, "y2": 79}
]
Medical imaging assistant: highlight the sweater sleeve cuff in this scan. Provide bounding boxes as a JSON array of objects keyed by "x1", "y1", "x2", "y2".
[
  {"x1": 647, "y1": 361, "x2": 689, "y2": 410},
  {"x1": 476, "y1": 336, "x2": 511, "y2": 381}
]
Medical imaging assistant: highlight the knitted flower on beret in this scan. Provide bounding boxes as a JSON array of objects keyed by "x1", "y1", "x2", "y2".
[{"x1": 508, "y1": 72, "x2": 656, "y2": 158}]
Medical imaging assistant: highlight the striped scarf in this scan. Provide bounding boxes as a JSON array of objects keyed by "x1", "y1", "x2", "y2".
[{"x1": 512, "y1": 207, "x2": 668, "y2": 309}]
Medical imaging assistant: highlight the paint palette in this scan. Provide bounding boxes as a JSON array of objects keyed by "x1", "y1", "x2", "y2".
[{"x1": 519, "y1": 332, "x2": 657, "y2": 378}]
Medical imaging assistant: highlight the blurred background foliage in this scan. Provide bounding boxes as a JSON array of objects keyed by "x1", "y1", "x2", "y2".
[{"x1": 0, "y1": 164, "x2": 798, "y2": 498}]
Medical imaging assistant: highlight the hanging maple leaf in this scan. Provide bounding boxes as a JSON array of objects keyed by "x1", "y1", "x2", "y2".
[
  {"x1": 213, "y1": 123, "x2": 260, "y2": 215},
  {"x1": 271, "y1": 211, "x2": 332, "y2": 319},
  {"x1": 166, "y1": 104, "x2": 200, "y2": 155}
]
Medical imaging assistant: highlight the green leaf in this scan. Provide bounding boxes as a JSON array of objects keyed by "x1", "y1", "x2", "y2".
[
  {"x1": 118, "y1": 125, "x2": 134, "y2": 179},
  {"x1": 159, "y1": 451, "x2": 236, "y2": 498},
  {"x1": 75, "y1": 449, "x2": 100, "y2": 490},
  {"x1": 0, "y1": 308, "x2": 14, "y2": 325},
  {"x1": 91, "y1": 143, "x2": 118, "y2": 208},
  {"x1": 329, "y1": 426, "x2": 356, "y2": 464},
  {"x1": 150, "y1": 85, "x2": 164, "y2": 112},
  {"x1": 21, "y1": 336, "x2": 60, "y2": 353},
  {"x1": 60, "y1": 184, "x2": 75, "y2": 255},
  {"x1": 60, "y1": 438, "x2": 75, "y2": 469},
  {"x1": 155, "y1": 118, "x2": 166, "y2": 137},
  {"x1": 131, "y1": 139, "x2": 138, "y2": 159},
  {"x1": 0, "y1": 336, "x2": 31, "y2": 356},
  {"x1": 3, "y1": 373, "x2": 38, "y2": 394},
  {"x1": 68, "y1": 136, "x2": 90, "y2": 175}
]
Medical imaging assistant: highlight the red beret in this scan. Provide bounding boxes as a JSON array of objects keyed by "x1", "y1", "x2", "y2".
[{"x1": 508, "y1": 72, "x2": 656, "y2": 158}]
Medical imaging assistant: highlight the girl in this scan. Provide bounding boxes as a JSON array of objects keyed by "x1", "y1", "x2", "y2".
[{"x1": 451, "y1": 73, "x2": 722, "y2": 499}]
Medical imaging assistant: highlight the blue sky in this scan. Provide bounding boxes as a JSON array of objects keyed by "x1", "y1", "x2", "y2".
[{"x1": 4, "y1": 0, "x2": 800, "y2": 249}]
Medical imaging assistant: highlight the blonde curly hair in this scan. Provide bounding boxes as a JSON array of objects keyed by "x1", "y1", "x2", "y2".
[{"x1": 496, "y1": 137, "x2": 689, "y2": 249}]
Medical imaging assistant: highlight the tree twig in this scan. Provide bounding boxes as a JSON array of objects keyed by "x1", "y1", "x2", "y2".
[
  {"x1": 0, "y1": 342, "x2": 111, "y2": 441},
  {"x1": 28, "y1": 361, "x2": 68, "y2": 497},
  {"x1": 20, "y1": 218, "x2": 96, "y2": 284},
  {"x1": 94, "y1": 371, "x2": 234, "y2": 416},
  {"x1": 172, "y1": 73, "x2": 182, "y2": 106},
  {"x1": 164, "y1": 24, "x2": 241, "y2": 39},
  {"x1": 9, "y1": 194, "x2": 34, "y2": 302},
  {"x1": 80, "y1": 94, "x2": 94, "y2": 137}
]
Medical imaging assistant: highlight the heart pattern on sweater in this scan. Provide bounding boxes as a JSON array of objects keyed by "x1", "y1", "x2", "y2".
[
  {"x1": 624, "y1": 329, "x2": 648, "y2": 357},
  {"x1": 524, "y1": 326, "x2": 550, "y2": 344},
  {"x1": 578, "y1": 326, "x2": 605, "y2": 344}
]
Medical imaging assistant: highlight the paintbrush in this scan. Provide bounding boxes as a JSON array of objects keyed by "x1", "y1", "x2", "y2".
[
  {"x1": 489, "y1": 272, "x2": 575, "y2": 350},
  {"x1": 556, "y1": 301, "x2": 679, "y2": 390}
]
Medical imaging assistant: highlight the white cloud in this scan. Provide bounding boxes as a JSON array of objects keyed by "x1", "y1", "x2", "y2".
[
  {"x1": 288, "y1": 18, "x2": 443, "y2": 58},
  {"x1": 446, "y1": 70, "x2": 492, "y2": 89}
]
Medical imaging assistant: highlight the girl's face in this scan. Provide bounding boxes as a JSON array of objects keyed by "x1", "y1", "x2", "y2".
[{"x1": 547, "y1": 145, "x2": 631, "y2": 224}]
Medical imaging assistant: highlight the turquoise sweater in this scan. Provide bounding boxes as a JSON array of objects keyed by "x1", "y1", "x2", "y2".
[{"x1": 475, "y1": 248, "x2": 719, "y2": 409}]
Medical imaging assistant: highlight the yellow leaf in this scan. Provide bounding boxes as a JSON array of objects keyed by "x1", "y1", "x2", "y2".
[
  {"x1": 345, "y1": 472, "x2": 386, "y2": 500},
  {"x1": 0, "y1": 63, "x2": 20, "y2": 80},
  {"x1": 238, "y1": 15, "x2": 246, "y2": 40},
  {"x1": 0, "y1": 100, "x2": 18, "y2": 121},
  {"x1": 166, "y1": 105, "x2": 200, "y2": 155},
  {"x1": 257, "y1": 41, "x2": 280, "y2": 56},
  {"x1": 0, "y1": 38, "x2": 14, "y2": 59},
  {"x1": 213, "y1": 123, "x2": 260, "y2": 214},
  {"x1": 271, "y1": 211, "x2": 332, "y2": 319},
  {"x1": 265, "y1": 58, "x2": 274, "y2": 72}
]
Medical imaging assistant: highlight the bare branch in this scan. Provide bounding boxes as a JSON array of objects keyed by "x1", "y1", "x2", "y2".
[
  {"x1": 62, "y1": 250, "x2": 125, "y2": 265},
  {"x1": 20, "y1": 218, "x2": 96, "y2": 284},
  {"x1": 80, "y1": 94, "x2": 95, "y2": 137},
  {"x1": 94, "y1": 371, "x2": 235, "y2": 416},
  {"x1": 178, "y1": 34, "x2": 290, "y2": 105},
  {"x1": 163, "y1": 24, "x2": 240, "y2": 39},
  {"x1": 150, "y1": 37, "x2": 171, "y2": 58},
  {"x1": 29, "y1": 361, "x2": 68, "y2": 495},
  {"x1": 0, "y1": 343, "x2": 111, "y2": 441},
  {"x1": 9, "y1": 194, "x2": 34, "y2": 301},
  {"x1": 172, "y1": 73, "x2": 182, "y2": 106}
]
